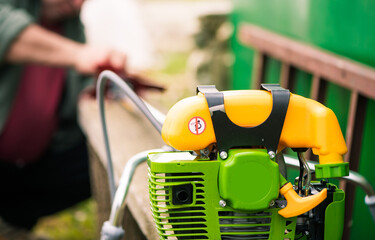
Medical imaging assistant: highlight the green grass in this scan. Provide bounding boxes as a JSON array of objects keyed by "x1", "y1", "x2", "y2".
[{"x1": 33, "y1": 199, "x2": 97, "y2": 240}]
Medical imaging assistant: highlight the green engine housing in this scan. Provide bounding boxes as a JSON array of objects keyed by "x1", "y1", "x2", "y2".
[
  {"x1": 218, "y1": 149, "x2": 280, "y2": 211},
  {"x1": 147, "y1": 150, "x2": 345, "y2": 239}
]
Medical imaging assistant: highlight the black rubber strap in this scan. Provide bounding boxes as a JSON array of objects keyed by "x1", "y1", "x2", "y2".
[{"x1": 198, "y1": 84, "x2": 290, "y2": 155}]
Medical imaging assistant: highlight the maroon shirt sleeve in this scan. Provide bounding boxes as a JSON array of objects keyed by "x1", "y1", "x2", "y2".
[{"x1": 0, "y1": 21, "x2": 66, "y2": 165}]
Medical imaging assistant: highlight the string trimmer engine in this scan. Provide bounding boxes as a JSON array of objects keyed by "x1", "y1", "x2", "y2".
[{"x1": 147, "y1": 84, "x2": 349, "y2": 240}]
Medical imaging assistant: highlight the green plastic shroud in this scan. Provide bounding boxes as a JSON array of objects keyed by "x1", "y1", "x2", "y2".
[
  {"x1": 218, "y1": 149, "x2": 280, "y2": 211},
  {"x1": 147, "y1": 150, "x2": 345, "y2": 239},
  {"x1": 325, "y1": 188, "x2": 345, "y2": 240}
]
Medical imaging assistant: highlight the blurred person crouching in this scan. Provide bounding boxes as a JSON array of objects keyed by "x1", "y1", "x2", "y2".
[{"x1": 0, "y1": 0, "x2": 127, "y2": 239}]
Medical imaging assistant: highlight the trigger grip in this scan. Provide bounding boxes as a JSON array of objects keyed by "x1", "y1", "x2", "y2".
[{"x1": 278, "y1": 182, "x2": 327, "y2": 218}]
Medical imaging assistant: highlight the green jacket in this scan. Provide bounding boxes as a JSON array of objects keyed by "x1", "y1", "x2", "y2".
[{"x1": 0, "y1": 0, "x2": 92, "y2": 155}]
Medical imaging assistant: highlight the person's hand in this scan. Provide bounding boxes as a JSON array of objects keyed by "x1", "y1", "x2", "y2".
[{"x1": 74, "y1": 45, "x2": 127, "y2": 75}]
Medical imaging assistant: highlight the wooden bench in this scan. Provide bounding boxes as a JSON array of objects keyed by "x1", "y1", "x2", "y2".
[{"x1": 78, "y1": 99, "x2": 164, "y2": 239}]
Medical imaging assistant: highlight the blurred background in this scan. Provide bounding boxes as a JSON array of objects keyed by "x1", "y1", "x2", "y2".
[{"x1": 33, "y1": 0, "x2": 375, "y2": 239}]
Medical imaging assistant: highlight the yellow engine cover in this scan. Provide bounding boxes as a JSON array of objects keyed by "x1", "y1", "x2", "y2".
[{"x1": 162, "y1": 90, "x2": 347, "y2": 165}]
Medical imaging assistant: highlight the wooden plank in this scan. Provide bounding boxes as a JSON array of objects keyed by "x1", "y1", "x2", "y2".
[
  {"x1": 339, "y1": 92, "x2": 358, "y2": 193},
  {"x1": 87, "y1": 144, "x2": 111, "y2": 238},
  {"x1": 348, "y1": 95, "x2": 367, "y2": 171},
  {"x1": 342, "y1": 95, "x2": 367, "y2": 240},
  {"x1": 88, "y1": 145, "x2": 146, "y2": 240},
  {"x1": 239, "y1": 24, "x2": 375, "y2": 100},
  {"x1": 344, "y1": 92, "x2": 359, "y2": 163},
  {"x1": 78, "y1": 98, "x2": 165, "y2": 240}
]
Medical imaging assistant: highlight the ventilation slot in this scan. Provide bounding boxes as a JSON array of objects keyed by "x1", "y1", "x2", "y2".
[
  {"x1": 149, "y1": 171, "x2": 208, "y2": 239},
  {"x1": 219, "y1": 211, "x2": 272, "y2": 240}
]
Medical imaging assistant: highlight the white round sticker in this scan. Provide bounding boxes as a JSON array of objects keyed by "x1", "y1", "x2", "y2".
[{"x1": 188, "y1": 117, "x2": 206, "y2": 135}]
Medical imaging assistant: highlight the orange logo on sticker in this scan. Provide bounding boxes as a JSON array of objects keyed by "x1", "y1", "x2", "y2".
[{"x1": 188, "y1": 117, "x2": 206, "y2": 135}]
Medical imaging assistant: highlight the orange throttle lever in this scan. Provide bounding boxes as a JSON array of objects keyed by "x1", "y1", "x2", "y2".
[{"x1": 278, "y1": 182, "x2": 327, "y2": 218}]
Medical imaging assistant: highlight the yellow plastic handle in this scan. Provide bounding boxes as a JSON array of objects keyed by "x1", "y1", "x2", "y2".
[
  {"x1": 162, "y1": 90, "x2": 347, "y2": 165},
  {"x1": 278, "y1": 182, "x2": 327, "y2": 218}
]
